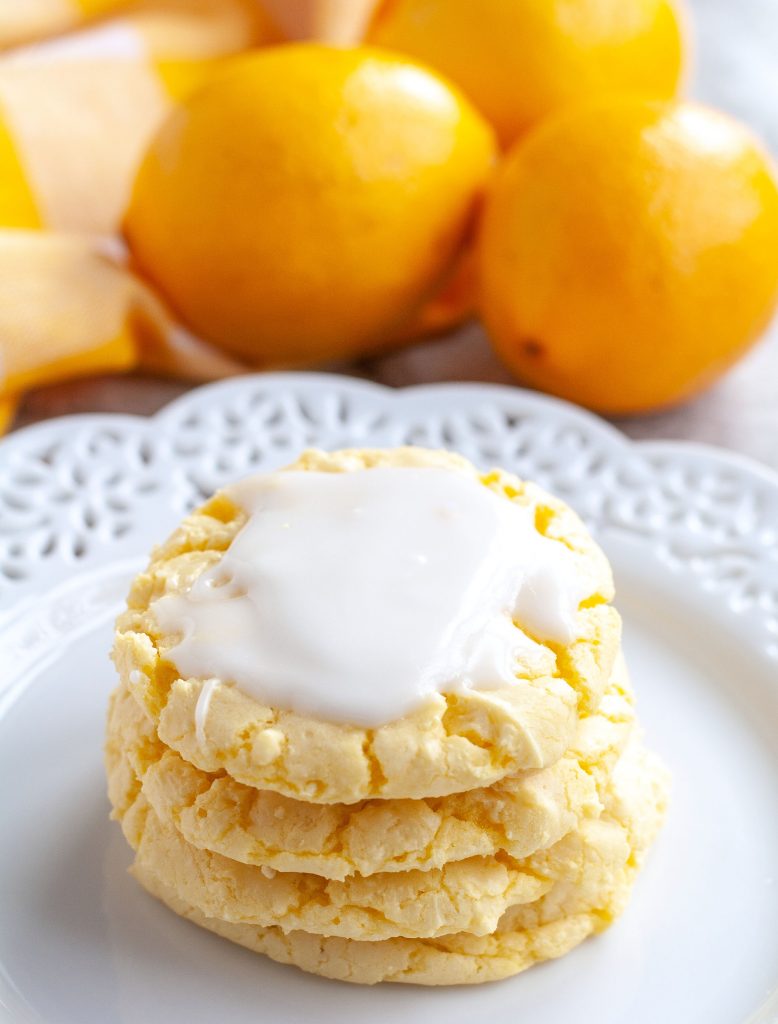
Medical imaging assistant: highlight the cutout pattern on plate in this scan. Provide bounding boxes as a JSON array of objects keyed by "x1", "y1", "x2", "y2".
[{"x1": 0, "y1": 374, "x2": 776, "y2": 663}]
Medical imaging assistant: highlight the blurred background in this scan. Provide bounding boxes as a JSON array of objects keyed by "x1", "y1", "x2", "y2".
[{"x1": 4, "y1": 0, "x2": 778, "y2": 468}]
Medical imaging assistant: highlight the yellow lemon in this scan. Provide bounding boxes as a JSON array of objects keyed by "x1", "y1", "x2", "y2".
[
  {"x1": 478, "y1": 97, "x2": 778, "y2": 414},
  {"x1": 125, "y1": 44, "x2": 495, "y2": 365},
  {"x1": 368, "y1": 0, "x2": 686, "y2": 148}
]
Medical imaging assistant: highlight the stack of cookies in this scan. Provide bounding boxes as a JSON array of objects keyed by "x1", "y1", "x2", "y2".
[{"x1": 106, "y1": 448, "x2": 668, "y2": 986}]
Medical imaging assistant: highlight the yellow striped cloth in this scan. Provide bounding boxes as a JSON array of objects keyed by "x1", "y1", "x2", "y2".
[
  {"x1": 0, "y1": 1, "x2": 128, "y2": 52},
  {"x1": 0, "y1": 0, "x2": 282, "y2": 427}
]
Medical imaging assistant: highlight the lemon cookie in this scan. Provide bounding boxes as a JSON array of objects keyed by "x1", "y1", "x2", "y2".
[
  {"x1": 105, "y1": 655, "x2": 634, "y2": 880},
  {"x1": 113, "y1": 448, "x2": 620, "y2": 803},
  {"x1": 109, "y1": 733, "x2": 658, "y2": 945},
  {"x1": 130, "y1": 744, "x2": 667, "y2": 985},
  {"x1": 120, "y1": 793, "x2": 552, "y2": 941}
]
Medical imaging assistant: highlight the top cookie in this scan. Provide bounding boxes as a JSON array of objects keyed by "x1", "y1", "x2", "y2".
[{"x1": 113, "y1": 448, "x2": 620, "y2": 803}]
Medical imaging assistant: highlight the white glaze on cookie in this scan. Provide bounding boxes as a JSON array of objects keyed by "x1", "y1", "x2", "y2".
[{"x1": 152, "y1": 468, "x2": 589, "y2": 726}]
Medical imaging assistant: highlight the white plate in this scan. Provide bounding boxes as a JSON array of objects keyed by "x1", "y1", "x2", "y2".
[{"x1": 1, "y1": 373, "x2": 777, "y2": 1024}]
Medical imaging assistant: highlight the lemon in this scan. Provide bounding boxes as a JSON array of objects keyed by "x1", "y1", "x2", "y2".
[
  {"x1": 125, "y1": 44, "x2": 495, "y2": 365},
  {"x1": 478, "y1": 97, "x2": 778, "y2": 413},
  {"x1": 368, "y1": 0, "x2": 686, "y2": 148}
]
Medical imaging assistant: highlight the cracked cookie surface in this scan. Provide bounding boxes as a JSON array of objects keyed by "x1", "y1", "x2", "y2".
[
  {"x1": 112, "y1": 447, "x2": 621, "y2": 804},
  {"x1": 105, "y1": 656, "x2": 634, "y2": 880},
  {"x1": 107, "y1": 724, "x2": 662, "y2": 945},
  {"x1": 129, "y1": 741, "x2": 668, "y2": 983}
]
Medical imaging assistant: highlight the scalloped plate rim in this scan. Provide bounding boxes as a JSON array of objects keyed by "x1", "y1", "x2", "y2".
[
  {"x1": 3, "y1": 373, "x2": 777, "y2": 490},
  {"x1": 1, "y1": 373, "x2": 778, "y2": 1024}
]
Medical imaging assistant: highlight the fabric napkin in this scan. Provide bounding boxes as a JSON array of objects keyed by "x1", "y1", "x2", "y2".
[{"x1": 0, "y1": 0, "x2": 296, "y2": 430}]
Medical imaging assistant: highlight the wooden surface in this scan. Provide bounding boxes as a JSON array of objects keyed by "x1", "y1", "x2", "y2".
[{"x1": 10, "y1": 0, "x2": 778, "y2": 472}]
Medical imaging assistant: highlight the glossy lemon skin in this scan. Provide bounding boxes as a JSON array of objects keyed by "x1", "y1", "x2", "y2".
[
  {"x1": 368, "y1": 0, "x2": 685, "y2": 148},
  {"x1": 478, "y1": 98, "x2": 778, "y2": 414},
  {"x1": 125, "y1": 44, "x2": 495, "y2": 365}
]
